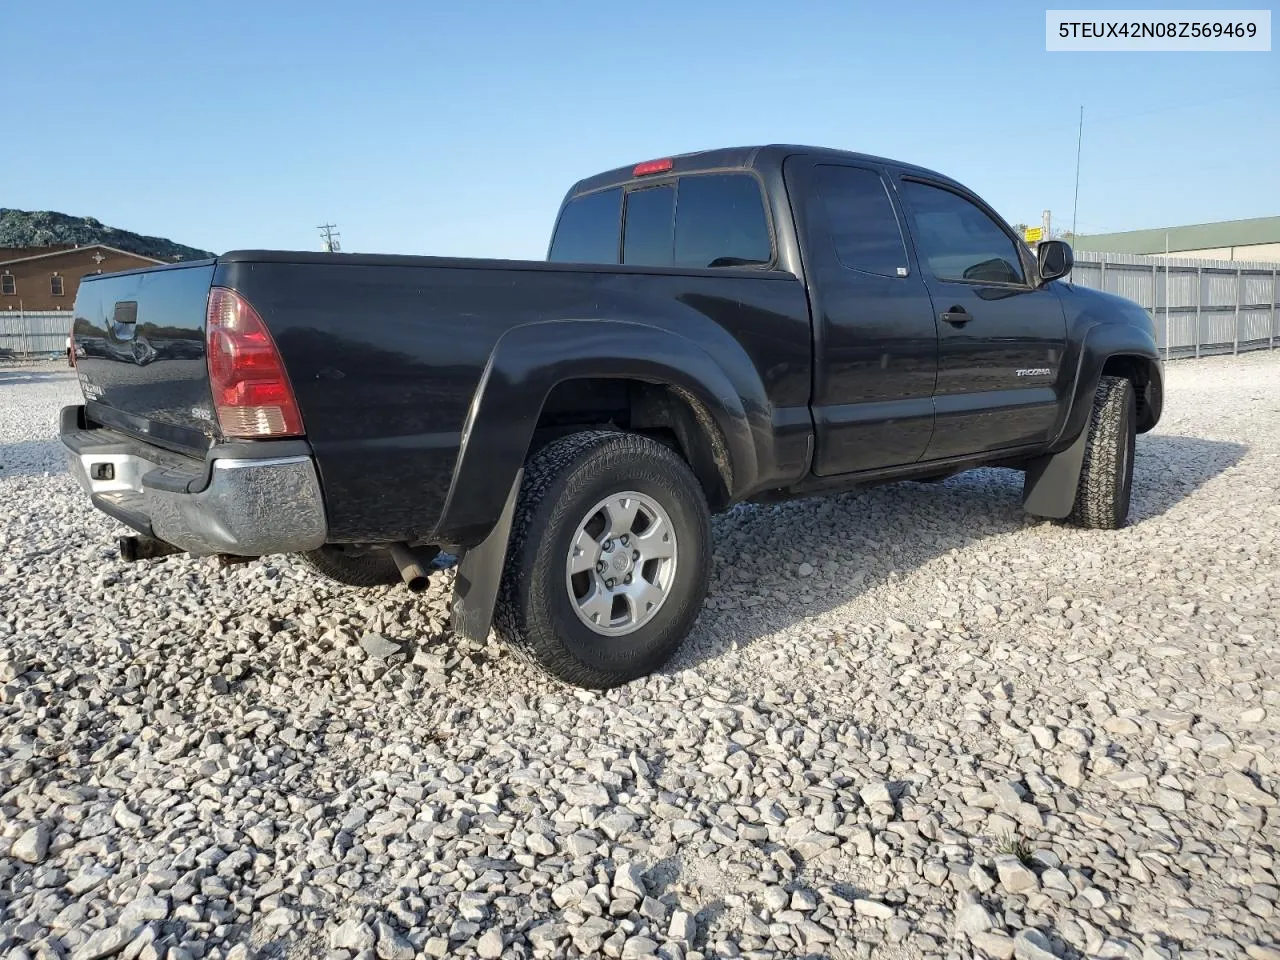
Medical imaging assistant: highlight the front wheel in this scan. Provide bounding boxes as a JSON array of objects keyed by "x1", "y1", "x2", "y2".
[
  {"x1": 1068, "y1": 375, "x2": 1136, "y2": 529},
  {"x1": 494, "y1": 431, "x2": 712, "y2": 688}
]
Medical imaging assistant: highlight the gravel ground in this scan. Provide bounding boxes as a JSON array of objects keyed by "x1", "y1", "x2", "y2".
[{"x1": 1, "y1": 354, "x2": 1277, "y2": 960}]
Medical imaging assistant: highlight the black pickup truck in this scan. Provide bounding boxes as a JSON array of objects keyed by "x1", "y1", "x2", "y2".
[{"x1": 62, "y1": 145, "x2": 1163, "y2": 688}]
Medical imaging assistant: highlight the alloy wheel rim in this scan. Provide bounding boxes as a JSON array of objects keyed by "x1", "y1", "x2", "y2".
[{"x1": 565, "y1": 491, "x2": 678, "y2": 636}]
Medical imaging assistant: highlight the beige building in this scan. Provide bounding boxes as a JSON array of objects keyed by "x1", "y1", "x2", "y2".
[{"x1": 1073, "y1": 216, "x2": 1280, "y2": 264}]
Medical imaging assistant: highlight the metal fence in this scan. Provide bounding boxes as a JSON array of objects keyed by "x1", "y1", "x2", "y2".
[
  {"x1": 0, "y1": 310, "x2": 70, "y2": 360},
  {"x1": 1071, "y1": 251, "x2": 1279, "y2": 359}
]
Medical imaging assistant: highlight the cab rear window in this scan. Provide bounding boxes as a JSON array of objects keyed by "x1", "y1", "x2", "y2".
[
  {"x1": 550, "y1": 173, "x2": 772, "y2": 269},
  {"x1": 623, "y1": 185, "x2": 676, "y2": 266}
]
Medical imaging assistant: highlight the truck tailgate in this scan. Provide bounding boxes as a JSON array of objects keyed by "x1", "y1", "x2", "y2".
[{"x1": 72, "y1": 261, "x2": 217, "y2": 456}]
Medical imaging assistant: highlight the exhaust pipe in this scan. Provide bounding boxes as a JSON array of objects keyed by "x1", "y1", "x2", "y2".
[
  {"x1": 119, "y1": 535, "x2": 183, "y2": 562},
  {"x1": 390, "y1": 544, "x2": 432, "y2": 593}
]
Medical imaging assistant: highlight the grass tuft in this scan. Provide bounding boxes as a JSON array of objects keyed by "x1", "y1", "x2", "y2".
[{"x1": 996, "y1": 833, "x2": 1034, "y2": 866}]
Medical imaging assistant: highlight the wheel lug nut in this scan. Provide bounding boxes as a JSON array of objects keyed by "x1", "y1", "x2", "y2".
[
  {"x1": 606, "y1": 578, "x2": 615, "y2": 588},
  {"x1": 603, "y1": 540, "x2": 613, "y2": 552},
  {"x1": 624, "y1": 574, "x2": 632, "y2": 584},
  {"x1": 595, "y1": 561, "x2": 606, "y2": 573},
  {"x1": 632, "y1": 550, "x2": 640, "y2": 560}
]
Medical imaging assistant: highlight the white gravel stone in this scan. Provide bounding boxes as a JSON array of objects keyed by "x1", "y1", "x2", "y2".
[
  {"x1": 668, "y1": 910, "x2": 695, "y2": 943},
  {"x1": 854, "y1": 897, "x2": 895, "y2": 919},
  {"x1": 71, "y1": 924, "x2": 141, "y2": 960},
  {"x1": 330, "y1": 920, "x2": 376, "y2": 951},
  {"x1": 996, "y1": 856, "x2": 1039, "y2": 894},
  {"x1": 956, "y1": 891, "x2": 995, "y2": 934},
  {"x1": 118, "y1": 896, "x2": 169, "y2": 927},
  {"x1": 859, "y1": 781, "x2": 893, "y2": 805},
  {"x1": 614, "y1": 862, "x2": 646, "y2": 897},
  {"x1": 11, "y1": 824, "x2": 50, "y2": 864},
  {"x1": 359, "y1": 632, "x2": 401, "y2": 659},
  {"x1": 972, "y1": 930, "x2": 1016, "y2": 958},
  {"x1": 374, "y1": 920, "x2": 414, "y2": 960},
  {"x1": 2, "y1": 354, "x2": 1279, "y2": 958},
  {"x1": 476, "y1": 929, "x2": 505, "y2": 959},
  {"x1": 1224, "y1": 770, "x2": 1277, "y2": 806},
  {"x1": 1013, "y1": 928, "x2": 1058, "y2": 960}
]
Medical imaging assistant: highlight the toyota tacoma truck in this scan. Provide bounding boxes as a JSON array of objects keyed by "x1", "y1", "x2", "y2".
[{"x1": 61, "y1": 145, "x2": 1163, "y2": 688}]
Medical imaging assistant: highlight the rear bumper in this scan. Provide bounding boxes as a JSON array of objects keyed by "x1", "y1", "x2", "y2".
[{"x1": 61, "y1": 405, "x2": 326, "y2": 557}]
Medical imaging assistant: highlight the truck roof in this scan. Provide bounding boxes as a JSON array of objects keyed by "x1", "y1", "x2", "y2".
[{"x1": 569, "y1": 144, "x2": 958, "y2": 197}]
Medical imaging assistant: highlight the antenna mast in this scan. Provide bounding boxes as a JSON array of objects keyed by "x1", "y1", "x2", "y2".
[{"x1": 1071, "y1": 106, "x2": 1083, "y2": 241}]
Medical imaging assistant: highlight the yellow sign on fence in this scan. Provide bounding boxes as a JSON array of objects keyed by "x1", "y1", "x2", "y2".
[{"x1": 1024, "y1": 227, "x2": 1044, "y2": 243}]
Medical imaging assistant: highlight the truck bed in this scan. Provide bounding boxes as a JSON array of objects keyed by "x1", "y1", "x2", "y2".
[{"x1": 72, "y1": 251, "x2": 813, "y2": 547}]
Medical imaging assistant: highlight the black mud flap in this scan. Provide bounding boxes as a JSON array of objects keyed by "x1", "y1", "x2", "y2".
[
  {"x1": 1022, "y1": 427, "x2": 1089, "y2": 519},
  {"x1": 450, "y1": 469, "x2": 522, "y2": 643}
]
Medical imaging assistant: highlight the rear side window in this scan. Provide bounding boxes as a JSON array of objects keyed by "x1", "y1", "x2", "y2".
[
  {"x1": 623, "y1": 185, "x2": 675, "y2": 266},
  {"x1": 812, "y1": 165, "x2": 908, "y2": 277},
  {"x1": 548, "y1": 187, "x2": 622, "y2": 263},
  {"x1": 674, "y1": 174, "x2": 772, "y2": 268},
  {"x1": 900, "y1": 180, "x2": 1025, "y2": 285}
]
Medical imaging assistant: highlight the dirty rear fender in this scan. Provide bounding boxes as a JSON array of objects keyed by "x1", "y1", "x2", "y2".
[{"x1": 432, "y1": 318, "x2": 775, "y2": 546}]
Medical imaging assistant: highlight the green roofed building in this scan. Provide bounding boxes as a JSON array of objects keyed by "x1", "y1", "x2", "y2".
[{"x1": 1073, "y1": 216, "x2": 1280, "y2": 264}]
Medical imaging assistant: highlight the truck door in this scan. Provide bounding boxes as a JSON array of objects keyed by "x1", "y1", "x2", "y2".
[
  {"x1": 786, "y1": 157, "x2": 939, "y2": 475},
  {"x1": 893, "y1": 174, "x2": 1069, "y2": 460}
]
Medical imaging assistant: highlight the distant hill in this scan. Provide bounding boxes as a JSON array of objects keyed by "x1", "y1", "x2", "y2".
[{"x1": 0, "y1": 209, "x2": 214, "y2": 262}]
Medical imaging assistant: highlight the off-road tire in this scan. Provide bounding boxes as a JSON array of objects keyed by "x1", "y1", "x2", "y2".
[
  {"x1": 1068, "y1": 375, "x2": 1136, "y2": 530},
  {"x1": 494, "y1": 430, "x2": 712, "y2": 689},
  {"x1": 298, "y1": 545, "x2": 403, "y2": 587}
]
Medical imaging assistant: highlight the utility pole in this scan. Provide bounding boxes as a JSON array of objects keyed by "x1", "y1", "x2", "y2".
[
  {"x1": 317, "y1": 224, "x2": 341, "y2": 253},
  {"x1": 1042, "y1": 209, "x2": 1052, "y2": 241}
]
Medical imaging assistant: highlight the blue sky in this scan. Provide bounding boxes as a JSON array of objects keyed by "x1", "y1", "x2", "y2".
[{"x1": 5, "y1": 1, "x2": 1276, "y2": 258}]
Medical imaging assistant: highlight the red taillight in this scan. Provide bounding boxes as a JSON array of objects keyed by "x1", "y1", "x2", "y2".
[
  {"x1": 205, "y1": 287, "x2": 303, "y2": 438},
  {"x1": 632, "y1": 158, "x2": 673, "y2": 177}
]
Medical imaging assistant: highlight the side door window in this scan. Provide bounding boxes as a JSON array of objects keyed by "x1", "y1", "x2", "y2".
[
  {"x1": 900, "y1": 180, "x2": 1025, "y2": 285},
  {"x1": 811, "y1": 164, "x2": 910, "y2": 277},
  {"x1": 622, "y1": 185, "x2": 676, "y2": 266}
]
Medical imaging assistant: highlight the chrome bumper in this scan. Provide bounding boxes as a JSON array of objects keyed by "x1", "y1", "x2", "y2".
[{"x1": 65, "y1": 445, "x2": 327, "y2": 557}]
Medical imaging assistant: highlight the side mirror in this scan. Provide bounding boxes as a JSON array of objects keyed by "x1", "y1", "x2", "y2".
[{"x1": 1037, "y1": 239, "x2": 1074, "y2": 282}]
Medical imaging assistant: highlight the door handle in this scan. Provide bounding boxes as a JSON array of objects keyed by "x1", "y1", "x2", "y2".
[{"x1": 941, "y1": 307, "x2": 971, "y2": 326}]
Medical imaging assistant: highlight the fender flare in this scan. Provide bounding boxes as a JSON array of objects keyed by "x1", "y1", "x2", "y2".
[
  {"x1": 1051, "y1": 321, "x2": 1162, "y2": 454},
  {"x1": 432, "y1": 318, "x2": 769, "y2": 547},
  {"x1": 1025, "y1": 321, "x2": 1162, "y2": 518}
]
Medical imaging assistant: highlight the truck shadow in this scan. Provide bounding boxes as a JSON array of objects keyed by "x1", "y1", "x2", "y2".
[{"x1": 673, "y1": 433, "x2": 1246, "y2": 670}]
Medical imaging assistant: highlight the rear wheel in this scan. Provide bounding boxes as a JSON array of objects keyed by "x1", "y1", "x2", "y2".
[
  {"x1": 298, "y1": 545, "x2": 403, "y2": 587},
  {"x1": 1068, "y1": 375, "x2": 1136, "y2": 529},
  {"x1": 494, "y1": 431, "x2": 712, "y2": 688}
]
